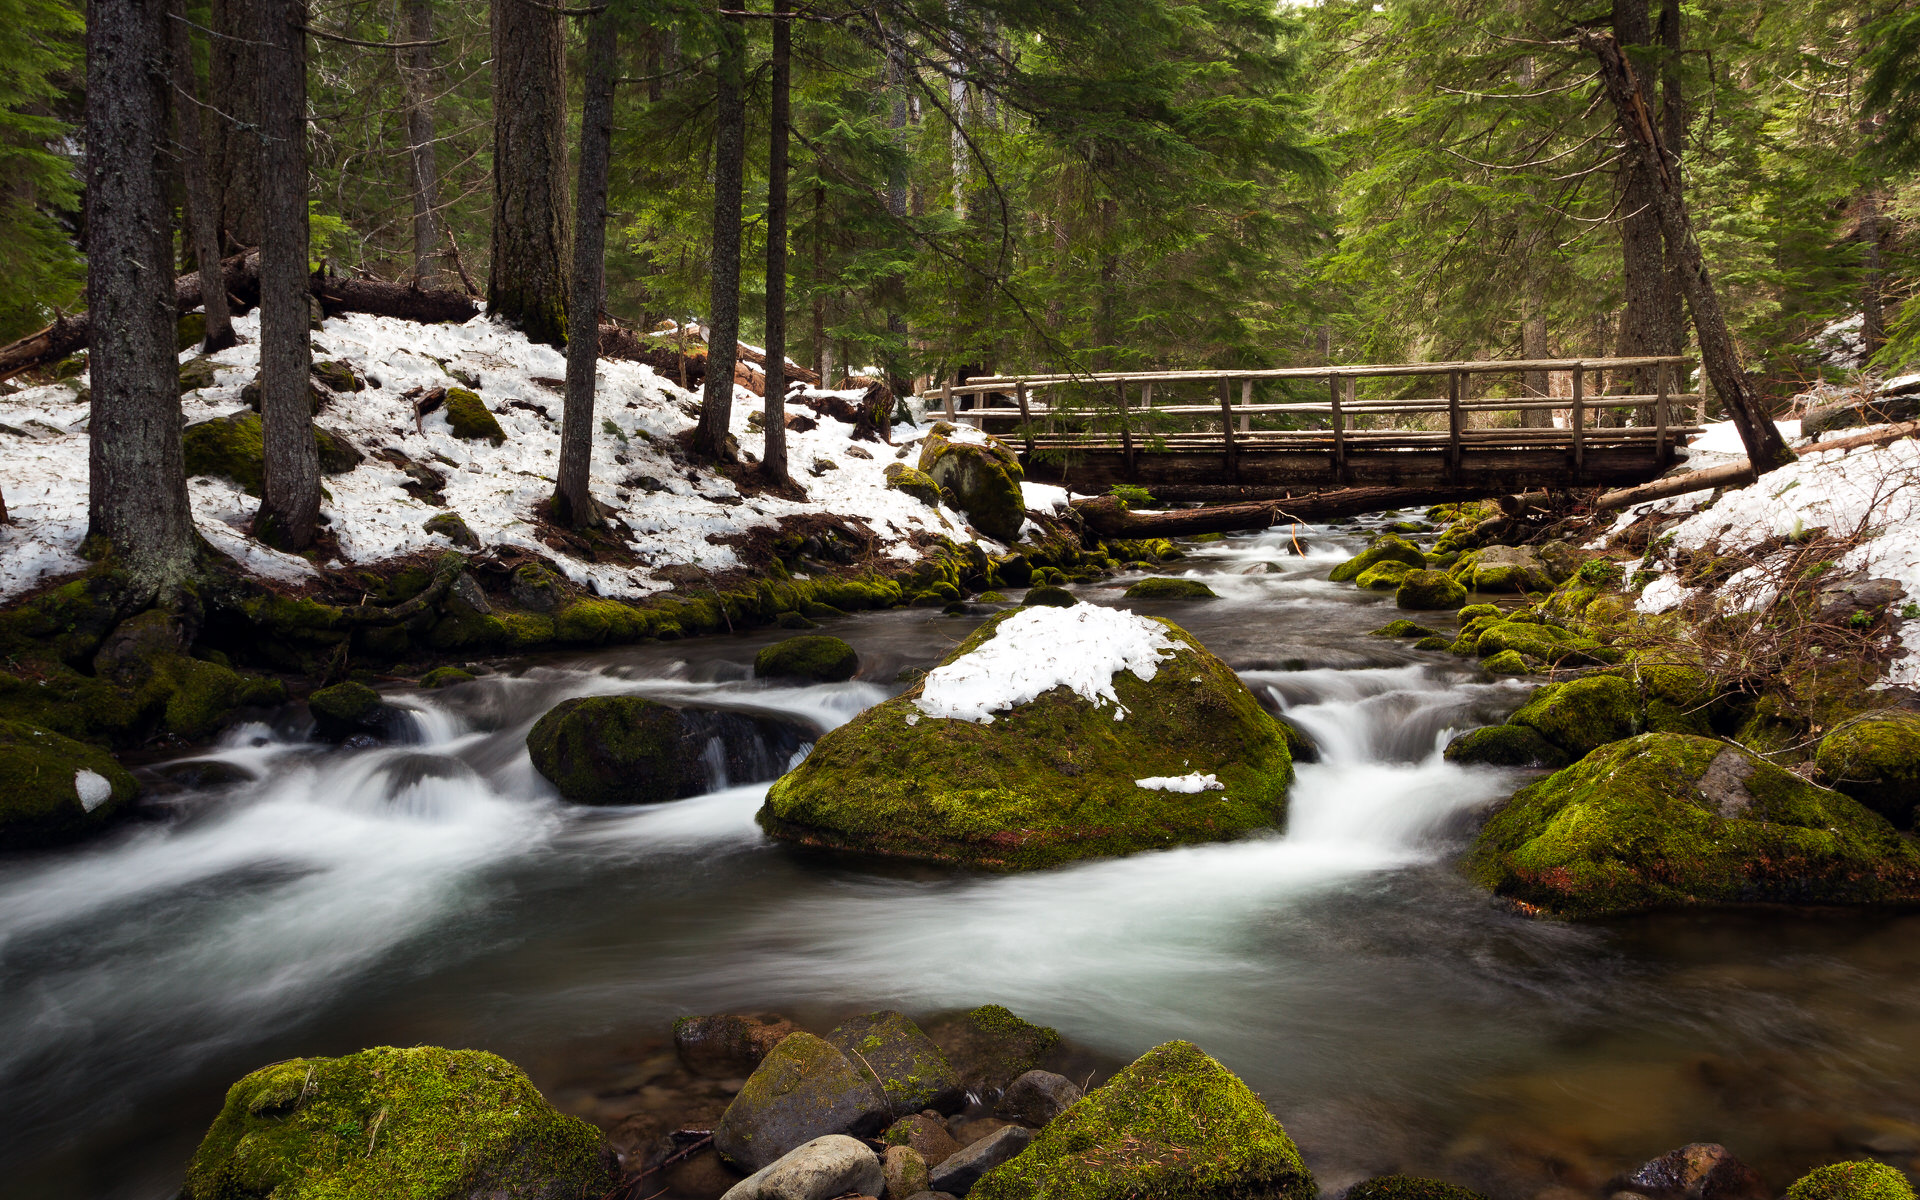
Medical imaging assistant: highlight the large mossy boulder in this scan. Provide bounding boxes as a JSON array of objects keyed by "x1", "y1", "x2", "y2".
[
  {"x1": 884, "y1": 462, "x2": 943, "y2": 506},
  {"x1": 1815, "y1": 711, "x2": 1920, "y2": 827},
  {"x1": 755, "y1": 635, "x2": 859, "y2": 683},
  {"x1": 527, "y1": 696, "x2": 809, "y2": 804},
  {"x1": 1443, "y1": 724, "x2": 1569, "y2": 769},
  {"x1": 1452, "y1": 545, "x2": 1556, "y2": 594},
  {"x1": 1468, "y1": 734, "x2": 1920, "y2": 918},
  {"x1": 0, "y1": 720, "x2": 138, "y2": 850},
  {"x1": 1396, "y1": 569, "x2": 1467, "y2": 610},
  {"x1": 825, "y1": 1010, "x2": 963, "y2": 1114},
  {"x1": 971, "y1": 1040, "x2": 1315, "y2": 1200},
  {"x1": 756, "y1": 607, "x2": 1294, "y2": 870},
  {"x1": 713, "y1": 1032, "x2": 891, "y2": 1173},
  {"x1": 309, "y1": 681, "x2": 415, "y2": 744},
  {"x1": 183, "y1": 411, "x2": 361, "y2": 494},
  {"x1": 1355, "y1": 560, "x2": 1416, "y2": 591},
  {"x1": 444, "y1": 387, "x2": 506, "y2": 444},
  {"x1": 1786, "y1": 1162, "x2": 1918, "y2": 1200},
  {"x1": 180, "y1": 1046, "x2": 612, "y2": 1200},
  {"x1": 1329, "y1": 533, "x2": 1425, "y2": 583},
  {"x1": 919, "y1": 429, "x2": 1025, "y2": 542},
  {"x1": 1508, "y1": 675, "x2": 1640, "y2": 759},
  {"x1": 1123, "y1": 577, "x2": 1218, "y2": 601},
  {"x1": 927, "y1": 1004, "x2": 1061, "y2": 1094}
]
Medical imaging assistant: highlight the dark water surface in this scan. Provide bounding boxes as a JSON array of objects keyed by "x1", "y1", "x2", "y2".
[{"x1": 6, "y1": 522, "x2": 1920, "y2": 1199}]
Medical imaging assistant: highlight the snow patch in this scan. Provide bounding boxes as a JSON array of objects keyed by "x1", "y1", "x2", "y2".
[
  {"x1": 1134, "y1": 773, "x2": 1224, "y2": 793},
  {"x1": 1019, "y1": 482, "x2": 1071, "y2": 514},
  {"x1": 74, "y1": 768, "x2": 112, "y2": 812},
  {"x1": 914, "y1": 605, "x2": 1176, "y2": 724}
]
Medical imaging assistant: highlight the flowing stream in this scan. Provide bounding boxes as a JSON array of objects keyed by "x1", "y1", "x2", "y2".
[{"x1": 7, "y1": 521, "x2": 1920, "y2": 1199}]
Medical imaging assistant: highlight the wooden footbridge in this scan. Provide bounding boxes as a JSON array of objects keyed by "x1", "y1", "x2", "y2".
[{"x1": 934, "y1": 356, "x2": 1701, "y2": 495}]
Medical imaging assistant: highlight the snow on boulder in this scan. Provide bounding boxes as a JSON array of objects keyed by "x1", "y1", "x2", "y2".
[{"x1": 757, "y1": 607, "x2": 1293, "y2": 869}]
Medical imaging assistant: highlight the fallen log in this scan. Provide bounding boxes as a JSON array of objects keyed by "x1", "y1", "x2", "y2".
[
  {"x1": 1594, "y1": 420, "x2": 1920, "y2": 511},
  {"x1": 1072, "y1": 495, "x2": 1282, "y2": 538}
]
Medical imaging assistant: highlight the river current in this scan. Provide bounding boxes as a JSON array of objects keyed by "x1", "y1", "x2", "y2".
[{"x1": 7, "y1": 521, "x2": 1920, "y2": 1199}]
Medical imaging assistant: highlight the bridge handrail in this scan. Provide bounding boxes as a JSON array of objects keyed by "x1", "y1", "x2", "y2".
[{"x1": 952, "y1": 354, "x2": 1695, "y2": 392}]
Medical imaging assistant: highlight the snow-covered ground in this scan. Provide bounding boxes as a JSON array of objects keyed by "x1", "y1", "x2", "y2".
[
  {"x1": 0, "y1": 311, "x2": 1005, "y2": 602},
  {"x1": 1602, "y1": 418, "x2": 1920, "y2": 688}
]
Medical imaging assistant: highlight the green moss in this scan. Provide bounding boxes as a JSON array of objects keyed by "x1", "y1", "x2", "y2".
[
  {"x1": 311, "y1": 682, "x2": 381, "y2": 727},
  {"x1": 422, "y1": 512, "x2": 479, "y2": 549},
  {"x1": 1396, "y1": 569, "x2": 1467, "y2": 610},
  {"x1": 1329, "y1": 534, "x2": 1425, "y2": 583},
  {"x1": 757, "y1": 613, "x2": 1293, "y2": 870},
  {"x1": 312, "y1": 360, "x2": 362, "y2": 393},
  {"x1": 1475, "y1": 620, "x2": 1615, "y2": 667},
  {"x1": 1443, "y1": 724, "x2": 1569, "y2": 768},
  {"x1": 0, "y1": 719, "x2": 138, "y2": 849},
  {"x1": 884, "y1": 462, "x2": 943, "y2": 506},
  {"x1": 553, "y1": 598, "x2": 640, "y2": 645},
  {"x1": 1413, "y1": 636, "x2": 1451, "y2": 651},
  {"x1": 1457, "y1": 603, "x2": 1500, "y2": 622},
  {"x1": 180, "y1": 1045, "x2": 611, "y2": 1200},
  {"x1": 1370, "y1": 620, "x2": 1438, "y2": 639},
  {"x1": 156, "y1": 658, "x2": 285, "y2": 740},
  {"x1": 928, "y1": 1003, "x2": 1061, "y2": 1093},
  {"x1": 826, "y1": 1010, "x2": 960, "y2": 1114},
  {"x1": 1815, "y1": 711, "x2": 1920, "y2": 827},
  {"x1": 1481, "y1": 649, "x2": 1529, "y2": 674},
  {"x1": 178, "y1": 355, "x2": 220, "y2": 394},
  {"x1": 183, "y1": 412, "x2": 361, "y2": 494},
  {"x1": 1786, "y1": 1162, "x2": 1918, "y2": 1200},
  {"x1": 1355, "y1": 560, "x2": 1416, "y2": 591},
  {"x1": 1123, "y1": 577, "x2": 1219, "y2": 601},
  {"x1": 1509, "y1": 675, "x2": 1640, "y2": 757},
  {"x1": 1347, "y1": 1176, "x2": 1489, "y2": 1200},
  {"x1": 971, "y1": 1040, "x2": 1314, "y2": 1200},
  {"x1": 1627, "y1": 663, "x2": 1718, "y2": 737},
  {"x1": 526, "y1": 696, "x2": 692, "y2": 805},
  {"x1": 1468, "y1": 734, "x2": 1920, "y2": 917},
  {"x1": 420, "y1": 667, "x2": 474, "y2": 689},
  {"x1": 919, "y1": 431, "x2": 1025, "y2": 542},
  {"x1": 756, "y1": 634, "x2": 860, "y2": 682},
  {"x1": 1023, "y1": 585, "x2": 1077, "y2": 608},
  {"x1": 978, "y1": 591, "x2": 1010, "y2": 603},
  {"x1": 443, "y1": 388, "x2": 506, "y2": 445}
]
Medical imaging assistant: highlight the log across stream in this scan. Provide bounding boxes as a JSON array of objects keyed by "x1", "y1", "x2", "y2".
[{"x1": 5, "y1": 516, "x2": 1920, "y2": 1199}]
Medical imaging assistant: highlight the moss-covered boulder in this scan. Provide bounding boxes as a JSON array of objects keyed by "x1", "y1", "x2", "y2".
[
  {"x1": 422, "y1": 512, "x2": 480, "y2": 549},
  {"x1": 1329, "y1": 534, "x2": 1425, "y2": 583},
  {"x1": 178, "y1": 355, "x2": 220, "y2": 394},
  {"x1": 1371, "y1": 620, "x2": 1437, "y2": 639},
  {"x1": 179, "y1": 1045, "x2": 612, "y2": 1200},
  {"x1": 444, "y1": 387, "x2": 506, "y2": 444},
  {"x1": 1468, "y1": 734, "x2": 1920, "y2": 917},
  {"x1": 309, "y1": 681, "x2": 415, "y2": 744},
  {"x1": 757, "y1": 608, "x2": 1294, "y2": 870},
  {"x1": 1508, "y1": 675, "x2": 1640, "y2": 759},
  {"x1": 884, "y1": 462, "x2": 943, "y2": 507},
  {"x1": 972, "y1": 1040, "x2": 1314, "y2": 1200},
  {"x1": 927, "y1": 1004, "x2": 1061, "y2": 1094},
  {"x1": 1123, "y1": 577, "x2": 1218, "y2": 601},
  {"x1": 1473, "y1": 619, "x2": 1616, "y2": 667},
  {"x1": 1786, "y1": 1162, "x2": 1918, "y2": 1200},
  {"x1": 1396, "y1": 569, "x2": 1467, "y2": 610},
  {"x1": 313, "y1": 424, "x2": 363, "y2": 473},
  {"x1": 713, "y1": 1032, "x2": 890, "y2": 1173},
  {"x1": 919, "y1": 429, "x2": 1025, "y2": 542},
  {"x1": 1815, "y1": 711, "x2": 1920, "y2": 827},
  {"x1": 1481, "y1": 649, "x2": 1529, "y2": 674},
  {"x1": 1022, "y1": 585, "x2": 1077, "y2": 607},
  {"x1": 509, "y1": 563, "x2": 563, "y2": 613},
  {"x1": 0, "y1": 720, "x2": 138, "y2": 849},
  {"x1": 825, "y1": 1010, "x2": 963, "y2": 1114},
  {"x1": 183, "y1": 412, "x2": 362, "y2": 494},
  {"x1": 525, "y1": 696, "x2": 698, "y2": 805},
  {"x1": 1355, "y1": 560, "x2": 1416, "y2": 591},
  {"x1": 312, "y1": 360, "x2": 363, "y2": 393},
  {"x1": 1453, "y1": 545, "x2": 1556, "y2": 593},
  {"x1": 1444, "y1": 724, "x2": 1570, "y2": 769},
  {"x1": 1347, "y1": 1177, "x2": 1489, "y2": 1200},
  {"x1": 755, "y1": 635, "x2": 859, "y2": 683},
  {"x1": 420, "y1": 667, "x2": 474, "y2": 689}
]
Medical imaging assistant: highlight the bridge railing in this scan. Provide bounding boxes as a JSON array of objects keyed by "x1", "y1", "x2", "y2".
[{"x1": 928, "y1": 355, "x2": 1701, "y2": 477}]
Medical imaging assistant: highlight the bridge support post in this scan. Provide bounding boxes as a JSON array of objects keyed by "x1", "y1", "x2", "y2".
[
  {"x1": 1116, "y1": 379, "x2": 1135, "y2": 477},
  {"x1": 1447, "y1": 370, "x2": 1463, "y2": 482},
  {"x1": 1571, "y1": 362, "x2": 1586, "y2": 478},
  {"x1": 1655, "y1": 361, "x2": 1671, "y2": 461},
  {"x1": 1218, "y1": 375, "x2": 1239, "y2": 482},
  {"x1": 942, "y1": 378, "x2": 955, "y2": 421},
  {"x1": 1017, "y1": 381, "x2": 1034, "y2": 456},
  {"x1": 1328, "y1": 373, "x2": 1348, "y2": 484}
]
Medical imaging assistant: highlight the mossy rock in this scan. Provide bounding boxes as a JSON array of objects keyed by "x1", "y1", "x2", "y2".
[
  {"x1": 1815, "y1": 711, "x2": 1920, "y2": 827},
  {"x1": 178, "y1": 311, "x2": 207, "y2": 351},
  {"x1": 713, "y1": 1032, "x2": 889, "y2": 1173},
  {"x1": 525, "y1": 696, "x2": 699, "y2": 805},
  {"x1": 978, "y1": 591, "x2": 1010, "y2": 603},
  {"x1": 180, "y1": 1045, "x2": 613, "y2": 1200},
  {"x1": 1627, "y1": 662, "x2": 1719, "y2": 737},
  {"x1": 1481, "y1": 649, "x2": 1530, "y2": 674},
  {"x1": 972, "y1": 1040, "x2": 1314, "y2": 1200},
  {"x1": 310, "y1": 681, "x2": 413, "y2": 743},
  {"x1": 178, "y1": 355, "x2": 220, "y2": 394},
  {"x1": 1370, "y1": 620, "x2": 1438, "y2": 639},
  {"x1": 154, "y1": 656, "x2": 287, "y2": 740},
  {"x1": 1508, "y1": 675, "x2": 1639, "y2": 758},
  {"x1": 1443, "y1": 724, "x2": 1569, "y2": 769},
  {"x1": 183, "y1": 411, "x2": 362, "y2": 494},
  {"x1": 1346, "y1": 1176, "x2": 1489, "y2": 1200},
  {"x1": 1457, "y1": 603, "x2": 1500, "y2": 622},
  {"x1": 1475, "y1": 619, "x2": 1615, "y2": 667},
  {"x1": 0, "y1": 719, "x2": 138, "y2": 849},
  {"x1": 1022, "y1": 585, "x2": 1077, "y2": 608},
  {"x1": 1396, "y1": 569, "x2": 1467, "y2": 611},
  {"x1": 422, "y1": 512, "x2": 480, "y2": 550},
  {"x1": 1468, "y1": 733, "x2": 1920, "y2": 918},
  {"x1": 1786, "y1": 1162, "x2": 1918, "y2": 1200},
  {"x1": 312, "y1": 360, "x2": 363, "y2": 393},
  {"x1": 884, "y1": 462, "x2": 943, "y2": 507},
  {"x1": 314, "y1": 424, "x2": 364, "y2": 473},
  {"x1": 444, "y1": 387, "x2": 506, "y2": 444},
  {"x1": 1454, "y1": 545, "x2": 1556, "y2": 594},
  {"x1": 919, "y1": 430, "x2": 1025, "y2": 542},
  {"x1": 1123, "y1": 577, "x2": 1218, "y2": 601},
  {"x1": 509, "y1": 563, "x2": 564, "y2": 613},
  {"x1": 1355, "y1": 560, "x2": 1415, "y2": 591},
  {"x1": 927, "y1": 1005, "x2": 1062, "y2": 1094},
  {"x1": 755, "y1": 635, "x2": 859, "y2": 683},
  {"x1": 420, "y1": 667, "x2": 474, "y2": 689},
  {"x1": 1328, "y1": 534, "x2": 1425, "y2": 583},
  {"x1": 1413, "y1": 636, "x2": 1451, "y2": 651},
  {"x1": 757, "y1": 611, "x2": 1293, "y2": 870},
  {"x1": 826, "y1": 1010, "x2": 963, "y2": 1114}
]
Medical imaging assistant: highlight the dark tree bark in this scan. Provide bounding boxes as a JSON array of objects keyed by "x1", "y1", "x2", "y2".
[
  {"x1": 1861, "y1": 190, "x2": 1887, "y2": 357},
  {"x1": 401, "y1": 0, "x2": 444, "y2": 288},
  {"x1": 168, "y1": 0, "x2": 236, "y2": 353},
  {"x1": 1521, "y1": 277, "x2": 1553, "y2": 427},
  {"x1": 812, "y1": 182, "x2": 830, "y2": 381},
  {"x1": 255, "y1": 0, "x2": 320, "y2": 548},
  {"x1": 207, "y1": 0, "x2": 261, "y2": 251},
  {"x1": 488, "y1": 0, "x2": 571, "y2": 348},
  {"x1": 1581, "y1": 30, "x2": 1794, "y2": 471},
  {"x1": 557, "y1": 6, "x2": 618, "y2": 527},
  {"x1": 762, "y1": 0, "x2": 792, "y2": 484},
  {"x1": 694, "y1": 8, "x2": 746, "y2": 460},
  {"x1": 1610, "y1": 0, "x2": 1683, "y2": 401},
  {"x1": 87, "y1": 0, "x2": 199, "y2": 598}
]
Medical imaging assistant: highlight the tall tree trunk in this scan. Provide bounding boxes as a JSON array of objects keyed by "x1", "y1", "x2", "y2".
[
  {"x1": 255, "y1": 0, "x2": 320, "y2": 548},
  {"x1": 1861, "y1": 190, "x2": 1886, "y2": 358},
  {"x1": 401, "y1": 0, "x2": 444, "y2": 288},
  {"x1": 88, "y1": 0, "x2": 199, "y2": 598},
  {"x1": 1654, "y1": 0, "x2": 1687, "y2": 356},
  {"x1": 1521, "y1": 275, "x2": 1553, "y2": 427},
  {"x1": 168, "y1": 0, "x2": 236, "y2": 352},
  {"x1": 947, "y1": 1, "x2": 967, "y2": 217},
  {"x1": 1581, "y1": 30, "x2": 1794, "y2": 471},
  {"x1": 556, "y1": 5, "x2": 618, "y2": 527},
  {"x1": 763, "y1": 0, "x2": 792, "y2": 483},
  {"x1": 489, "y1": 0, "x2": 571, "y2": 348},
  {"x1": 207, "y1": 0, "x2": 261, "y2": 251},
  {"x1": 1611, "y1": 0, "x2": 1672, "y2": 407},
  {"x1": 812, "y1": 183, "x2": 828, "y2": 380},
  {"x1": 694, "y1": 9, "x2": 745, "y2": 459}
]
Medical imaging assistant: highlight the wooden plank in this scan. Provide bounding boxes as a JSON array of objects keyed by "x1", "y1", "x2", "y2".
[
  {"x1": 1447, "y1": 370, "x2": 1462, "y2": 481},
  {"x1": 1571, "y1": 363, "x2": 1586, "y2": 475},
  {"x1": 965, "y1": 354, "x2": 1695, "y2": 389},
  {"x1": 1219, "y1": 375, "x2": 1239, "y2": 481},
  {"x1": 942, "y1": 378, "x2": 955, "y2": 420},
  {"x1": 1017, "y1": 381, "x2": 1034, "y2": 456}
]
